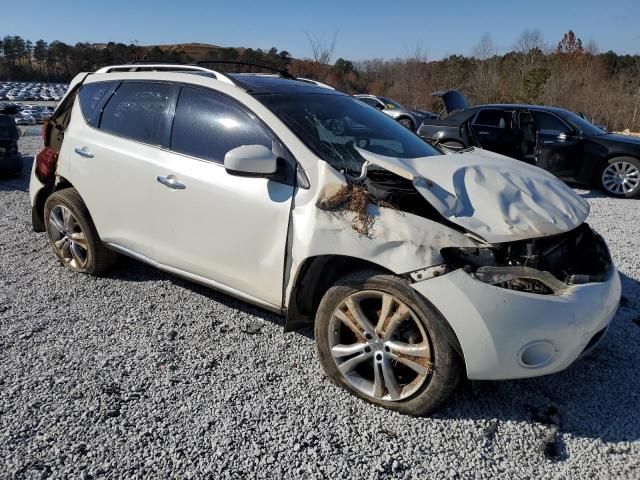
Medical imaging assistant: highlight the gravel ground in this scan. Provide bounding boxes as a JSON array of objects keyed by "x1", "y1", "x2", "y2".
[{"x1": 1, "y1": 137, "x2": 639, "y2": 479}]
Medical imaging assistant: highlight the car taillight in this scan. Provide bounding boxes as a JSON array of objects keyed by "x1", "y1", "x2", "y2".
[{"x1": 35, "y1": 147, "x2": 58, "y2": 183}]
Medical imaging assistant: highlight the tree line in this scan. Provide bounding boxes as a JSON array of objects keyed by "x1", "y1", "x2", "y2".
[{"x1": 1, "y1": 30, "x2": 639, "y2": 131}]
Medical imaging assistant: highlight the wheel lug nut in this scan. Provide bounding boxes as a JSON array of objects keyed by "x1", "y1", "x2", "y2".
[
  {"x1": 384, "y1": 346, "x2": 390, "y2": 352},
  {"x1": 365, "y1": 333, "x2": 372, "y2": 340},
  {"x1": 375, "y1": 353, "x2": 383, "y2": 361},
  {"x1": 364, "y1": 346, "x2": 371, "y2": 353}
]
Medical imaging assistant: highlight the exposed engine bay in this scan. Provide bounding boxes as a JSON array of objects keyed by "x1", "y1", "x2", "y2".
[{"x1": 441, "y1": 223, "x2": 612, "y2": 294}]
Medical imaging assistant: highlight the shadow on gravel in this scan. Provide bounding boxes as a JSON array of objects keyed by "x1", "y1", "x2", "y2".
[
  {"x1": 436, "y1": 270, "x2": 640, "y2": 457},
  {"x1": 0, "y1": 155, "x2": 33, "y2": 192}
]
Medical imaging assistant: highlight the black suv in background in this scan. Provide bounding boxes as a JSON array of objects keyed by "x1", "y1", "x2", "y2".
[
  {"x1": 0, "y1": 114, "x2": 20, "y2": 176},
  {"x1": 418, "y1": 91, "x2": 640, "y2": 198}
]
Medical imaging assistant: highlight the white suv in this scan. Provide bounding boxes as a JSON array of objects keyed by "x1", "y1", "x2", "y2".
[{"x1": 29, "y1": 64, "x2": 620, "y2": 415}]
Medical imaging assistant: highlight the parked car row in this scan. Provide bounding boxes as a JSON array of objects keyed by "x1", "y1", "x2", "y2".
[
  {"x1": 0, "y1": 102, "x2": 55, "y2": 125},
  {"x1": 0, "y1": 81, "x2": 68, "y2": 102},
  {"x1": 29, "y1": 63, "x2": 620, "y2": 416},
  {"x1": 417, "y1": 90, "x2": 640, "y2": 198}
]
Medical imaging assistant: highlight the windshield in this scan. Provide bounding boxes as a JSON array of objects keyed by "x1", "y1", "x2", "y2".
[
  {"x1": 562, "y1": 110, "x2": 607, "y2": 136},
  {"x1": 258, "y1": 93, "x2": 440, "y2": 175}
]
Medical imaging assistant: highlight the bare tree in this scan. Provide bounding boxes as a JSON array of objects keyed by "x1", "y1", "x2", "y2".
[
  {"x1": 305, "y1": 31, "x2": 338, "y2": 65},
  {"x1": 472, "y1": 34, "x2": 500, "y2": 103}
]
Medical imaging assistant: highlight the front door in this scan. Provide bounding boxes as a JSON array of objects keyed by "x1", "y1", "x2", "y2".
[
  {"x1": 532, "y1": 110, "x2": 583, "y2": 179},
  {"x1": 151, "y1": 86, "x2": 295, "y2": 307}
]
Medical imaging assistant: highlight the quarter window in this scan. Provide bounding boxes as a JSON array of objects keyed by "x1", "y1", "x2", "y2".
[
  {"x1": 99, "y1": 82, "x2": 173, "y2": 145},
  {"x1": 170, "y1": 86, "x2": 274, "y2": 164}
]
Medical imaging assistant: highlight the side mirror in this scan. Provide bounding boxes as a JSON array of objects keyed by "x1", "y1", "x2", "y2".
[
  {"x1": 224, "y1": 145, "x2": 277, "y2": 176},
  {"x1": 375, "y1": 104, "x2": 385, "y2": 111},
  {"x1": 557, "y1": 132, "x2": 568, "y2": 142}
]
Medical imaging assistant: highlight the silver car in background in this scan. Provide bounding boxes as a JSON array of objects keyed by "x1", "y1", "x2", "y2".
[{"x1": 354, "y1": 94, "x2": 436, "y2": 131}]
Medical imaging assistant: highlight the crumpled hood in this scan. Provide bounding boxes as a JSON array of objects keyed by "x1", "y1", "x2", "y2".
[{"x1": 356, "y1": 147, "x2": 590, "y2": 243}]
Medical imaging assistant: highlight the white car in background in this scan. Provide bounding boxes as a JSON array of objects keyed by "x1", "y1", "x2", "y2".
[{"x1": 28, "y1": 64, "x2": 620, "y2": 415}]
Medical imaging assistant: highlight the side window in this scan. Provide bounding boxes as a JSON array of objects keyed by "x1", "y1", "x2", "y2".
[
  {"x1": 359, "y1": 97, "x2": 379, "y2": 108},
  {"x1": 531, "y1": 111, "x2": 569, "y2": 133},
  {"x1": 99, "y1": 82, "x2": 173, "y2": 145},
  {"x1": 77, "y1": 81, "x2": 117, "y2": 125},
  {"x1": 170, "y1": 86, "x2": 275, "y2": 164},
  {"x1": 474, "y1": 109, "x2": 507, "y2": 128}
]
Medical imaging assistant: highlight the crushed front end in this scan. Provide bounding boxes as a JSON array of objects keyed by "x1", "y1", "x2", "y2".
[{"x1": 411, "y1": 223, "x2": 620, "y2": 380}]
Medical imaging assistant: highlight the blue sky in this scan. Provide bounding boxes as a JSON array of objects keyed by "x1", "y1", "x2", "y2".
[{"x1": 2, "y1": 0, "x2": 639, "y2": 60}]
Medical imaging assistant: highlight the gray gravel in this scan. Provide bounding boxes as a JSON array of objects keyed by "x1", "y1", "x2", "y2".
[{"x1": 1, "y1": 137, "x2": 639, "y2": 479}]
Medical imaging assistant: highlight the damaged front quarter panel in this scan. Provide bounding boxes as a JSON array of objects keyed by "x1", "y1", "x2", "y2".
[{"x1": 285, "y1": 161, "x2": 482, "y2": 302}]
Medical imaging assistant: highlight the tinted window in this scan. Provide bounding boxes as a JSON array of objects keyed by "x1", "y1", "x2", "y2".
[
  {"x1": 532, "y1": 111, "x2": 569, "y2": 132},
  {"x1": 78, "y1": 81, "x2": 116, "y2": 123},
  {"x1": 259, "y1": 93, "x2": 440, "y2": 176},
  {"x1": 100, "y1": 82, "x2": 172, "y2": 145},
  {"x1": 170, "y1": 87, "x2": 274, "y2": 164},
  {"x1": 474, "y1": 109, "x2": 509, "y2": 127}
]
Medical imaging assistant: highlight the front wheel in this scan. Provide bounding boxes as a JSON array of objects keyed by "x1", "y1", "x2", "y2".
[
  {"x1": 599, "y1": 156, "x2": 640, "y2": 198},
  {"x1": 314, "y1": 273, "x2": 462, "y2": 416}
]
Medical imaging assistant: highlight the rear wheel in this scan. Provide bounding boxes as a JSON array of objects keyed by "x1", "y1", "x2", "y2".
[
  {"x1": 315, "y1": 272, "x2": 462, "y2": 416},
  {"x1": 44, "y1": 188, "x2": 117, "y2": 274},
  {"x1": 599, "y1": 156, "x2": 640, "y2": 198},
  {"x1": 398, "y1": 118, "x2": 415, "y2": 130}
]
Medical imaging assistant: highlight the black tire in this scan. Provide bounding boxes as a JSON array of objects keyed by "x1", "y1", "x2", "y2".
[
  {"x1": 314, "y1": 272, "x2": 462, "y2": 416},
  {"x1": 398, "y1": 118, "x2": 415, "y2": 131},
  {"x1": 598, "y1": 156, "x2": 640, "y2": 198},
  {"x1": 44, "y1": 188, "x2": 118, "y2": 274}
]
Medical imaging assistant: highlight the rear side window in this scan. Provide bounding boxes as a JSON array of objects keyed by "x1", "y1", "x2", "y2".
[
  {"x1": 531, "y1": 111, "x2": 569, "y2": 133},
  {"x1": 78, "y1": 81, "x2": 117, "y2": 124},
  {"x1": 170, "y1": 86, "x2": 273, "y2": 164},
  {"x1": 474, "y1": 109, "x2": 510, "y2": 128},
  {"x1": 100, "y1": 82, "x2": 173, "y2": 145}
]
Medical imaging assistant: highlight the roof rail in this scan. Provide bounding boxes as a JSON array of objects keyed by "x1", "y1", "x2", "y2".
[
  {"x1": 94, "y1": 64, "x2": 237, "y2": 86},
  {"x1": 194, "y1": 60, "x2": 295, "y2": 79}
]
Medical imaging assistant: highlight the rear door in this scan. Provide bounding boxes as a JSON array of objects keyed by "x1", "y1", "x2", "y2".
[
  {"x1": 66, "y1": 80, "x2": 176, "y2": 257},
  {"x1": 150, "y1": 86, "x2": 295, "y2": 307},
  {"x1": 532, "y1": 110, "x2": 583, "y2": 179},
  {"x1": 469, "y1": 108, "x2": 519, "y2": 157}
]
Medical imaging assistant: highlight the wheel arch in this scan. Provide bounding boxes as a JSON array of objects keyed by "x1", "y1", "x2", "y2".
[
  {"x1": 32, "y1": 176, "x2": 75, "y2": 232},
  {"x1": 284, "y1": 255, "x2": 394, "y2": 332}
]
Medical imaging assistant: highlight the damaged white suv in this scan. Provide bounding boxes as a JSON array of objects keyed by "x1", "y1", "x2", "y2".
[{"x1": 29, "y1": 64, "x2": 621, "y2": 415}]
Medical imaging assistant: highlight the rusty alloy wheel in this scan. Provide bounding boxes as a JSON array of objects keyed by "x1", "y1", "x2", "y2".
[
  {"x1": 327, "y1": 290, "x2": 433, "y2": 402},
  {"x1": 47, "y1": 204, "x2": 89, "y2": 270}
]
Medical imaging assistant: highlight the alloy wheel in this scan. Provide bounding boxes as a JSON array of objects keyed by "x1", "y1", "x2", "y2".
[
  {"x1": 602, "y1": 161, "x2": 640, "y2": 195},
  {"x1": 328, "y1": 290, "x2": 433, "y2": 402},
  {"x1": 48, "y1": 205, "x2": 89, "y2": 270}
]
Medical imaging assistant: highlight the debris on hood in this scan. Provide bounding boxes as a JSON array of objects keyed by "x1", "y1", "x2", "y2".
[
  {"x1": 318, "y1": 183, "x2": 396, "y2": 237},
  {"x1": 355, "y1": 147, "x2": 590, "y2": 244}
]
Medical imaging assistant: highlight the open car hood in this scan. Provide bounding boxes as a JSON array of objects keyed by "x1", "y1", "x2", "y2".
[{"x1": 355, "y1": 147, "x2": 590, "y2": 244}]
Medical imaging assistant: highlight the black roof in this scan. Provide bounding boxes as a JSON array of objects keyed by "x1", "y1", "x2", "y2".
[{"x1": 228, "y1": 74, "x2": 344, "y2": 95}]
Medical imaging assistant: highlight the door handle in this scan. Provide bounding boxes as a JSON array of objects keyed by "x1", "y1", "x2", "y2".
[
  {"x1": 478, "y1": 131, "x2": 490, "y2": 135},
  {"x1": 74, "y1": 146, "x2": 94, "y2": 158},
  {"x1": 157, "y1": 175, "x2": 186, "y2": 190}
]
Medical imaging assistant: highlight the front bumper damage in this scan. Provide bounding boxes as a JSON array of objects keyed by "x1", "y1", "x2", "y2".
[{"x1": 410, "y1": 227, "x2": 621, "y2": 380}]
